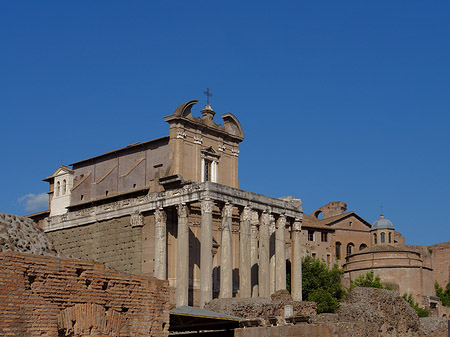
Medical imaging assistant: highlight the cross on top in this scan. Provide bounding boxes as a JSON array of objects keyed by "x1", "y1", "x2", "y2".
[{"x1": 203, "y1": 88, "x2": 213, "y2": 105}]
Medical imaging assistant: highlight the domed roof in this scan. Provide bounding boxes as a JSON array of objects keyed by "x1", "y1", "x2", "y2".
[{"x1": 372, "y1": 214, "x2": 394, "y2": 230}]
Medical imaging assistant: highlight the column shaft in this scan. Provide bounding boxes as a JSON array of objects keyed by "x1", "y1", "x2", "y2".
[
  {"x1": 154, "y1": 208, "x2": 167, "y2": 280},
  {"x1": 259, "y1": 211, "x2": 270, "y2": 298},
  {"x1": 220, "y1": 203, "x2": 233, "y2": 298},
  {"x1": 176, "y1": 204, "x2": 189, "y2": 307},
  {"x1": 200, "y1": 199, "x2": 213, "y2": 307},
  {"x1": 239, "y1": 206, "x2": 252, "y2": 298},
  {"x1": 250, "y1": 211, "x2": 259, "y2": 298},
  {"x1": 269, "y1": 216, "x2": 276, "y2": 296},
  {"x1": 275, "y1": 214, "x2": 287, "y2": 291},
  {"x1": 291, "y1": 218, "x2": 302, "y2": 301}
]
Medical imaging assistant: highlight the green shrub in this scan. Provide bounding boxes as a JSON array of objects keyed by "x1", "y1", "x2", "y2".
[
  {"x1": 350, "y1": 271, "x2": 392, "y2": 290},
  {"x1": 300, "y1": 256, "x2": 345, "y2": 314},
  {"x1": 402, "y1": 293, "x2": 429, "y2": 317},
  {"x1": 435, "y1": 281, "x2": 450, "y2": 307}
]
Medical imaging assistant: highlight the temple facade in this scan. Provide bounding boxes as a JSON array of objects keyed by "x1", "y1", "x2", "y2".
[{"x1": 41, "y1": 100, "x2": 304, "y2": 307}]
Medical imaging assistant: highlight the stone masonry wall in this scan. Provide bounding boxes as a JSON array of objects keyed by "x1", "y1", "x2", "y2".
[
  {"x1": 0, "y1": 251, "x2": 169, "y2": 336},
  {"x1": 48, "y1": 215, "x2": 142, "y2": 275}
]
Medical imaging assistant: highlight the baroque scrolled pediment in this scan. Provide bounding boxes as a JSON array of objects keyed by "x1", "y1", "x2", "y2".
[{"x1": 165, "y1": 100, "x2": 244, "y2": 142}]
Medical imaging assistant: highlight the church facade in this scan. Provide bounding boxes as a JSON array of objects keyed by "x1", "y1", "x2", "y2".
[{"x1": 41, "y1": 100, "x2": 304, "y2": 308}]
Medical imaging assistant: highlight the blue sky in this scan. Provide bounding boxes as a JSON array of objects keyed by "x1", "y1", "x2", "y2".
[{"x1": 1, "y1": 1, "x2": 449, "y2": 245}]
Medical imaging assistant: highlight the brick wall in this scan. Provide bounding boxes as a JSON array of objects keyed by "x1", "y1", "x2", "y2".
[
  {"x1": 0, "y1": 251, "x2": 169, "y2": 336},
  {"x1": 48, "y1": 215, "x2": 142, "y2": 275}
]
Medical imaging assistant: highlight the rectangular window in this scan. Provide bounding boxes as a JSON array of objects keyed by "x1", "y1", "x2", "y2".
[
  {"x1": 204, "y1": 160, "x2": 211, "y2": 182},
  {"x1": 321, "y1": 232, "x2": 328, "y2": 242},
  {"x1": 312, "y1": 252, "x2": 316, "y2": 259},
  {"x1": 307, "y1": 230, "x2": 314, "y2": 241}
]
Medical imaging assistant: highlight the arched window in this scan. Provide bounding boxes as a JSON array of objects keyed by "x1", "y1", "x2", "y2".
[
  {"x1": 388, "y1": 232, "x2": 392, "y2": 243},
  {"x1": 62, "y1": 179, "x2": 66, "y2": 195},
  {"x1": 335, "y1": 242, "x2": 342, "y2": 260},
  {"x1": 373, "y1": 233, "x2": 377, "y2": 244},
  {"x1": 359, "y1": 243, "x2": 367, "y2": 251},
  {"x1": 56, "y1": 181, "x2": 60, "y2": 197},
  {"x1": 381, "y1": 232, "x2": 385, "y2": 243},
  {"x1": 346, "y1": 243, "x2": 354, "y2": 256}
]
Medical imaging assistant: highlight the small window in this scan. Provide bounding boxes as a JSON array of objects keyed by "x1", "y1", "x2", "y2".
[
  {"x1": 346, "y1": 243, "x2": 354, "y2": 256},
  {"x1": 105, "y1": 191, "x2": 109, "y2": 196},
  {"x1": 381, "y1": 232, "x2": 385, "y2": 243},
  {"x1": 359, "y1": 243, "x2": 367, "y2": 251},
  {"x1": 307, "y1": 230, "x2": 314, "y2": 241},
  {"x1": 62, "y1": 179, "x2": 66, "y2": 195},
  {"x1": 326, "y1": 254, "x2": 331, "y2": 264},
  {"x1": 312, "y1": 252, "x2": 316, "y2": 259},
  {"x1": 336, "y1": 242, "x2": 342, "y2": 260},
  {"x1": 349, "y1": 221, "x2": 353, "y2": 227},
  {"x1": 373, "y1": 233, "x2": 377, "y2": 244},
  {"x1": 133, "y1": 184, "x2": 136, "y2": 188},
  {"x1": 388, "y1": 232, "x2": 392, "y2": 243},
  {"x1": 81, "y1": 195, "x2": 84, "y2": 200},
  {"x1": 321, "y1": 232, "x2": 328, "y2": 242},
  {"x1": 56, "y1": 181, "x2": 60, "y2": 196}
]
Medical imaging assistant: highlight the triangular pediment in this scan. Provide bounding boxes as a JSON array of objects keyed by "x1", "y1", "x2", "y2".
[
  {"x1": 48, "y1": 165, "x2": 74, "y2": 178},
  {"x1": 201, "y1": 146, "x2": 219, "y2": 155}
]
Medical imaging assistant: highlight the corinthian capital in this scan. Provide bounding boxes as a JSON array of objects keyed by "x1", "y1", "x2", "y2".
[
  {"x1": 154, "y1": 208, "x2": 167, "y2": 225},
  {"x1": 222, "y1": 203, "x2": 233, "y2": 218},
  {"x1": 201, "y1": 199, "x2": 214, "y2": 214},
  {"x1": 177, "y1": 203, "x2": 189, "y2": 218}
]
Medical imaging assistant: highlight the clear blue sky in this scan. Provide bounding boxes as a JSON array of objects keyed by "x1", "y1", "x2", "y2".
[{"x1": 1, "y1": 1, "x2": 449, "y2": 245}]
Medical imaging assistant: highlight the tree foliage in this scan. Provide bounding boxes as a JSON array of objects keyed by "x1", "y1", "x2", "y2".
[
  {"x1": 350, "y1": 271, "x2": 392, "y2": 290},
  {"x1": 435, "y1": 281, "x2": 450, "y2": 307},
  {"x1": 301, "y1": 256, "x2": 345, "y2": 314},
  {"x1": 402, "y1": 293, "x2": 429, "y2": 317}
]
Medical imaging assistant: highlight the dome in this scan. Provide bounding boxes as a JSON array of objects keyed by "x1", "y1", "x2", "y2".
[{"x1": 372, "y1": 214, "x2": 394, "y2": 230}]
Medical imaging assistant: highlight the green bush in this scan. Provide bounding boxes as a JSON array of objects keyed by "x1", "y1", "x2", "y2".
[
  {"x1": 300, "y1": 256, "x2": 345, "y2": 314},
  {"x1": 350, "y1": 271, "x2": 391, "y2": 290},
  {"x1": 402, "y1": 293, "x2": 429, "y2": 317},
  {"x1": 435, "y1": 281, "x2": 450, "y2": 307}
]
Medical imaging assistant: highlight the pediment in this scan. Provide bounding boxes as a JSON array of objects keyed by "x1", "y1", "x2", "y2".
[
  {"x1": 50, "y1": 165, "x2": 74, "y2": 177},
  {"x1": 201, "y1": 146, "x2": 219, "y2": 155}
]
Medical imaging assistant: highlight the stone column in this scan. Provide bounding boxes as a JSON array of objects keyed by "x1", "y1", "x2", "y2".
[
  {"x1": 291, "y1": 218, "x2": 302, "y2": 301},
  {"x1": 200, "y1": 199, "x2": 213, "y2": 308},
  {"x1": 239, "y1": 206, "x2": 252, "y2": 298},
  {"x1": 154, "y1": 208, "x2": 167, "y2": 280},
  {"x1": 220, "y1": 202, "x2": 233, "y2": 298},
  {"x1": 176, "y1": 203, "x2": 189, "y2": 307},
  {"x1": 259, "y1": 211, "x2": 270, "y2": 298},
  {"x1": 269, "y1": 215, "x2": 276, "y2": 296},
  {"x1": 250, "y1": 211, "x2": 259, "y2": 298},
  {"x1": 275, "y1": 214, "x2": 287, "y2": 291}
]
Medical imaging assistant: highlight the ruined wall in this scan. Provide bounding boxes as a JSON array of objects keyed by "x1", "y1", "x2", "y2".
[
  {"x1": 429, "y1": 241, "x2": 450, "y2": 288},
  {"x1": 0, "y1": 251, "x2": 169, "y2": 337},
  {"x1": 47, "y1": 215, "x2": 142, "y2": 275}
]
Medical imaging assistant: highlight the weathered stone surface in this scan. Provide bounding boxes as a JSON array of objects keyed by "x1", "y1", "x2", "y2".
[
  {"x1": 0, "y1": 213, "x2": 58, "y2": 256},
  {"x1": 205, "y1": 297, "x2": 316, "y2": 323}
]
